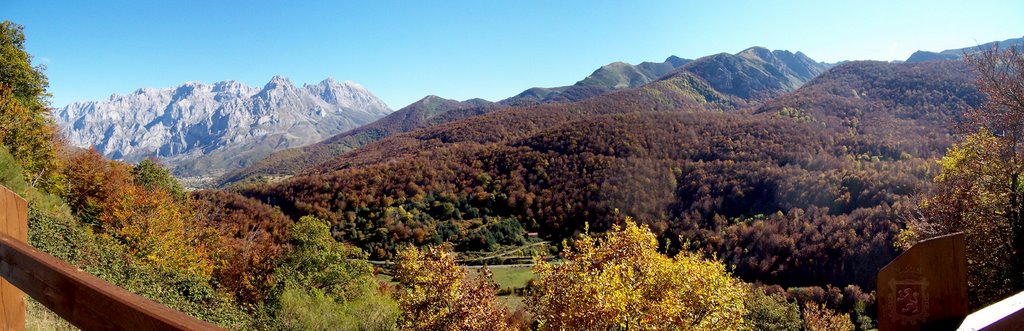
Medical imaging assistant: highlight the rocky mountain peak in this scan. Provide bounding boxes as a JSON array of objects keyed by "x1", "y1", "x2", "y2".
[
  {"x1": 739, "y1": 46, "x2": 774, "y2": 60},
  {"x1": 262, "y1": 75, "x2": 295, "y2": 91},
  {"x1": 55, "y1": 76, "x2": 393, "y2": 178}
]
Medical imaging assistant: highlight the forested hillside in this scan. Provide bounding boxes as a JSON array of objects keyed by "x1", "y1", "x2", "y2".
[
  {"x1": 905, "y1": 35, "x2": 1023, "y2": 62},
  {"x1": 218, "y1": 95, "x2": 503, "y2": 186},
  {"x1": 223, "y1": 47, "x2": 829, "y2": 189},
  {"x1": 244, "y1": 59, "x2": 981, "y2": 295},
  {"x1": 759, "y1": 60, "x2": 981, "y2": 157},
  {"x1": 305, "y1": 47, "x2": 826, "y2": 172}
]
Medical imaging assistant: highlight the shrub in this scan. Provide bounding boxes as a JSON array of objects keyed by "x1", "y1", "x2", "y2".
[{"x1": 529, "y1": 220, "x2": 748, "y2": 330}]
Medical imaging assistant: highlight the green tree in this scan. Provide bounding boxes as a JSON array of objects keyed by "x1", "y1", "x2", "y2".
[
  {"x1": 745, "y1": 288, "x2": 802, "y2": 331},
  {"x1": 131, "y1": 159, "x2": 185, "y2": 201},
  {"x1": 278, "y1": 215, "x2": 376, "y2": 300},
  {"x1": 277, "y1": 285, "x2": 398, "y2": 331},
  {"x1": 0, "y1": 21, "x2": 49, "y2": 108},
  {"x1": 0, "y1": 144, "x2": 28, "y2": 195},
  {"x1": 275, "y1": 215, "x2": 398, "y2": 330}
]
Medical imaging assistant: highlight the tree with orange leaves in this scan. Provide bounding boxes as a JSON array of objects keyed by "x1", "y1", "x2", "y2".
[
  {"x1": 62, "y1": 148, "x2": 214, "y2": 279},
  {"x1": 801, "y1": 303, "x2": 854, "y2": 331},
  {"x1": 102, "y1": 184, "x2": 213, "y2": 278}
]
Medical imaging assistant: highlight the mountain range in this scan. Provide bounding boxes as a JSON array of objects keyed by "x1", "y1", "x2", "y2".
[
  {"x1": 905, "y1": 35, "x2": 1023, "y2": 62},
  {"x1": 55, "y1": 77, "x2": 391, "y2": 178},
  {"x1": 49, "y1": 36, "x2": 1008, "y2": 294},
  {"x1": 56, "y1": 38, "x2": 1009, "y2": 187},
  {"x1": 218, "y1": 46, "x2": 830, "y2": 186},
  {"x1": 501, "y1": 55, "x2": 691, "y2": 105}
]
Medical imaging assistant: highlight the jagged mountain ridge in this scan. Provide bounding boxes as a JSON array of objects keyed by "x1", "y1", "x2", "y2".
[
  {"x1": 670, "y1": 47, "x2": 830, "y2": 101},
  {"x1": 56, "y1": 76, "x2": 391, "y2": 178}
]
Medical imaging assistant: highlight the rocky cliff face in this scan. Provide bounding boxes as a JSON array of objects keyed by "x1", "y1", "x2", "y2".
[{"x1": 55, "y1": 76, "x2": 391, "y2": 178}]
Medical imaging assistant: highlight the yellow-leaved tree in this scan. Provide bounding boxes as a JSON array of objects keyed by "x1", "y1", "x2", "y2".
[
  {"x1": 394, "y1": 245, "x2": 513, "y2": 331},
  {"x1": 529, "y1": 220, "x2": 748, "y2": 330},
  {"x1": 0, "y1": 21, "x2": 65, "y2": 195},
  {"x1": 801, "y1": 303, "x2": 854, "y2": 331},
  {"x1": 102, "y1": 183, "x2": 214, "y2": 278}
]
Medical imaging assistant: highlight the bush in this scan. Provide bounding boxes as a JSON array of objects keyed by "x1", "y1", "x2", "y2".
[
  {"x1": 802, "y1": 303, "x2": 854, "y2": 331},
  {"x1": 277, "y1": 285, "x2": 398, "y2": 331},
  {"x1": 529, "y1": 220, "x2": 748, "y2": 330},
  {"x1": 272, "y1": 215, "x2": 398, "y2": 330},
  {"x1": 746, "y1": 287, "x2": 802, "y2": 331},
  {"x1": 394, "y1": 246, "x2": 513, "y2": 331}
]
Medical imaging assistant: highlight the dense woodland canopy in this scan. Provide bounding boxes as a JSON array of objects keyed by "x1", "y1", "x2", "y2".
[{"x1": 218, "y1": 96, "x2": 505, "y2": 187}]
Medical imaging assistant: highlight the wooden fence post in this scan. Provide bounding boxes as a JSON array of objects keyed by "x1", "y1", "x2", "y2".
[
  {"x1": 877, "y1": 232, "x2": 968, "y2": 330},
  {"x1": 0, "y1": 186, "x2": 26, "y2": 331}
]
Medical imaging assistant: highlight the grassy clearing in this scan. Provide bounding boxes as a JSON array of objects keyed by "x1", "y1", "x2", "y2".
[
  {"x1": 376, "y1": 262, "x2": 536, "y2": 290},
  {"x1": 486, "y1": 266, "x2": 534, "y2": 291},
  {"x1": 373, "y1": 259, "x2": 539, "y2": 314},
  {"x1": 471, "y1": 266, "x2": 535, "y2": 312}
]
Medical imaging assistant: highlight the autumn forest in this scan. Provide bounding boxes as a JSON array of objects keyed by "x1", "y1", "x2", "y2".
[{"x1": 2, "y1": 17, "x2": 1024, "y2": 331}]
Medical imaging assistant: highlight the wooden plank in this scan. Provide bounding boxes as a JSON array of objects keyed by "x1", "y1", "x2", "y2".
[
  {"x1": 877, "y1": 232, "x2": 968, "y2": 330},
  {"x1": 0, "y1": 185, "x2": 222, "y2": 330},
  {"x1": 959, "y1": 290, "x2": 1024, "y2": 330},
  {"x1": 0, "y1": 233, "x2": 225, "y2": 330},
  {"x1": 0, "y1": 185, "x2": 25, "y2": 331}
]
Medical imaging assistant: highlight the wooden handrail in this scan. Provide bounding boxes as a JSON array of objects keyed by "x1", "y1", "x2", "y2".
[
  {"x1": 0, "y1": 234, "x2": 224, "y2": 330},
  {"x1": 0, "y1": 185, "x2": 223, "y2": 330}
]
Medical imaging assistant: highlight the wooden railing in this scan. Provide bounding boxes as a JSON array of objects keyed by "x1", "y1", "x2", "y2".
[
  {"x1": 0, "y1": 185, "x2": 223, "y2": 330},
  {"x1": 877, "y1": 231, "x2": 1024, "y2": 330},
  {"x1": 877, "y1": 232, "x2": 968, "y2": 330}
]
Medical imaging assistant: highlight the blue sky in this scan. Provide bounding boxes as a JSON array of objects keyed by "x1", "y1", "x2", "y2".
[{"x1": 3, "y1": 1, "x2": 1022, "y2": 109}]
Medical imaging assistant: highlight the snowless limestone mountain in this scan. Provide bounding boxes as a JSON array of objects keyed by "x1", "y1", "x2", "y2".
[{"x1": 55, "y1": 76, "x2": 392, "y2": 180}]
